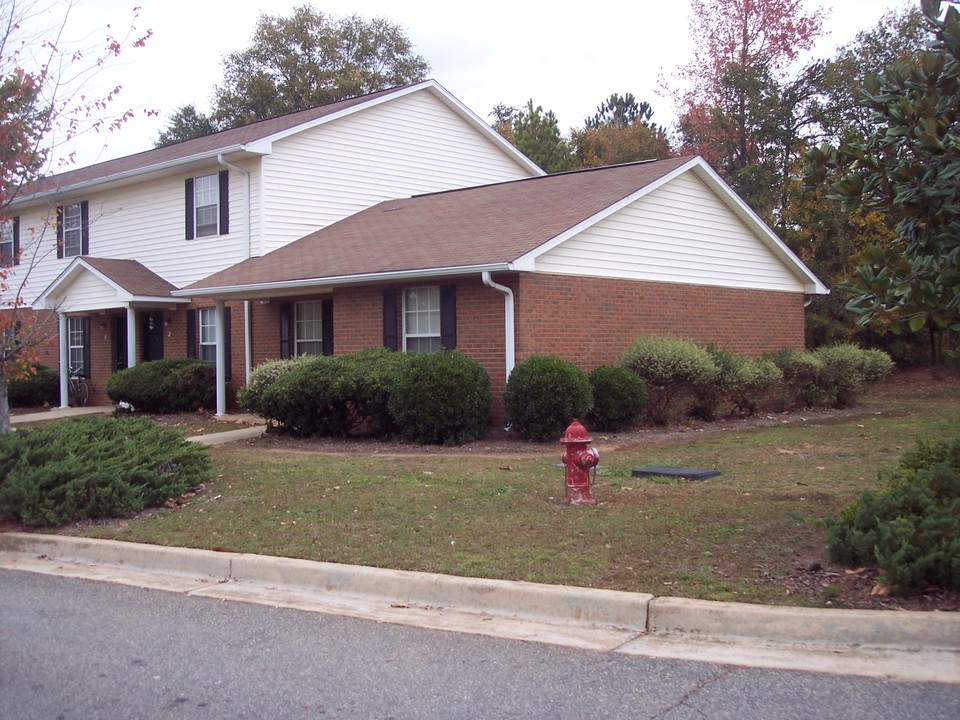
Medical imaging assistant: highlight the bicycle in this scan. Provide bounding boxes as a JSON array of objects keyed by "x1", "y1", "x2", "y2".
[{"x1": 68, "y1": 367, "x2": 89, "y2": 407}]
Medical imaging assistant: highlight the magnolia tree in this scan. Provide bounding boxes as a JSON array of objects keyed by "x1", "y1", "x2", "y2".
[{"x1": 0, "y1": 0, "x2": 151, "y2": 432}]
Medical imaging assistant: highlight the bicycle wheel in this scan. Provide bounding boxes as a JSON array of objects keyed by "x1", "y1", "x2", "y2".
[{"x1": 76, "y1": 380, "x2": 89, "y2": 407}]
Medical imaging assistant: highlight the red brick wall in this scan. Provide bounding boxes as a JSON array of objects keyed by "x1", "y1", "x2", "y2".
[
  {"x1": 514, "y1": 273, "x2": 806, "y2": 370},
  {"x1": 7, "y1": 273, "x2": 806, "y2": 419}
]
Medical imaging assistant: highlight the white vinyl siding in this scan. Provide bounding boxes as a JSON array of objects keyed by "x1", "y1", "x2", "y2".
[
  {"x1": 260, "y1": 91, "x2": 537, "y2": 253},
  {"x1": 403, "y1": 287, "x2": 441, "y2": 353},
  {"x1": 294, "y1": 300, "x2": 324, "y2": 355},
  {"x1": 534, "y1": 173, "x2": 804, "y2": 293}
]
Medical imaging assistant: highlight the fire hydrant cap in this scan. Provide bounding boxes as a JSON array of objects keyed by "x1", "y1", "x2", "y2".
[{"x1": 560, "y1": 419, "x2": 593, "y2": 444}]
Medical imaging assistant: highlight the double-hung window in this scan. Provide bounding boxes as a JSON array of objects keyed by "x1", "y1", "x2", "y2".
[
  {"x1": 295, "y1": 301, "x2": 324, "y2": 356},
  {"x1": 0, "y1": 216, "x2": 17, "y2": 267},
  {"x1": 67, "y1": 317, "x2": 88, "y2": 376},
  {"x1": 198, "y1": 307, "x2": 217, "y2": 363},
  {"x1": 403, "y1": 287, "x2": 441, "y2": 353},
  {"x1": 185, "y1": 171, "x2": 229, "y2": 239},
  {"x1": 57, "y1": 201, "x2": 88, "y2": 258}
]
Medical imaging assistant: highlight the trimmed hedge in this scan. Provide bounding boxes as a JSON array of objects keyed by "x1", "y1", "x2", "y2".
[
  {"x1": 504, "y1": 355, "x2": 592, "y2": 441},
  {"x1": 619, "y1": 336, "x2": 719, "y2": 424},
  {"x1": 7, "y1": 365, "x2": 59, "y2": 407},
  {"x1": 0, "y1": 416, "x2": 213, "y2": 527},
  {"x1": 587, "y1": 365, "x2": 647, "y2": 431},
  {"x1": 106, "y1": 358, "x2": 215, "y2": 413},
  {"x1": 389, "y1": 350, "x2": 491, "y2": 445}
]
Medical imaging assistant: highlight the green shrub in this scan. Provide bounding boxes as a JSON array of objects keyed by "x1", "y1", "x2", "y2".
[
  {"x1": 860, "y1": 348, "x2": 895, "y2": 382},
  {"x1": 587, "y1": 365, "x2": 647, "y2": 431},
  {"x1": 826, "y1": 437, "x2": 960, "y2": 593},
  {"x1": 0, "y1": 416, "x2": 213, "y2": 527},
  {"x1": 764, "y1": 348, "x2": 824, "y2": 410},
  {"x1": 250, "y1": 350, "x2": 408, "y2": 439},
  {"x1": 339, "y1": 348, "x2": 407, "y2": 438},
  {"x1": 7, "y1": 365, "x2": 59, "y2": 407},
  {"x1": 691, "y1": 346, "x2": 741, "y2": 421},
  {"x1": 729, "y1": 356, "x2": 783, "y2": 416},
  {"x1": 258, "y1": 355, "x2": 351, "y2": 437},
  {"x1": 389, "y1": 350, "x2": 491, "y2": 445},
  {"x1": 619, "y1": 336, "x2": 719, "y2": 425},
  {"x1": 237, "y1": 356, "x2": 310, "y2": 416},
  {"x1": 503, "y1": 355, "x2": 592, "y2": 441},
  {"x1": 106, "y1": 358, "x2": 215, "y2": 413}
]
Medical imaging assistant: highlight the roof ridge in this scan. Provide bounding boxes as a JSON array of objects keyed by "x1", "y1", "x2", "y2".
[{"x1": 407, "y1": 155, "x2": 696, "y2": 201}]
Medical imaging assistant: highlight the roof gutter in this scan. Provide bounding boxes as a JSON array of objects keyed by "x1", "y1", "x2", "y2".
[
  {"x1": 13, "y1": 144, "x2": 264, "y2": 205},
  {"x1": 482, "y1": 271, "x2": 516, "y2": 380},
  {"x1": 174, "y1": 263, "x2": 515, "y2": 299}
]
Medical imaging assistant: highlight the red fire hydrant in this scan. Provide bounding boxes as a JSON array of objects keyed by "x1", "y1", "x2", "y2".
[{"x1": 560, "y1": 419, "x2": 600, "y2": 506}]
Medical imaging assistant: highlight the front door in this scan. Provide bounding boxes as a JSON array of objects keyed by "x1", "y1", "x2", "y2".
[
  {"x1": 140, "y1": 311, "x2": 164, "y2": 362},
  {"x1": 112, "y1": 315, "x2": 127, "y2": 371}
]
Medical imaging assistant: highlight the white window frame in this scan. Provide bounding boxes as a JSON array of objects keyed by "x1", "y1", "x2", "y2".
[
  {"x1": 402, "y1": 286, "x2": 441, "y2": 353},
  {"x1": 194, "y1": 173, "x2": 220, "y2": 237},
  {"x1": 67, "y1": 317, "x2": 86, "y2": 375},
  {"x1": 62, "y1": 202, "x2": 83, "y2": 257},
  {"x1": 199, "y1": 307, "x2": 217, "y2": 363},
  {"x1": 295, "y1": 301, "x2": 324, "y2": 356}
]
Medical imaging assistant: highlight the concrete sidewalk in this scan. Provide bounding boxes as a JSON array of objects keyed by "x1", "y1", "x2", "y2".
[
  {"x1": 9, "y1": 406, "x2": 266, "y2": 445},
  {"x1": 1, "y1": 532, "x2": 957, "y2": 684}
]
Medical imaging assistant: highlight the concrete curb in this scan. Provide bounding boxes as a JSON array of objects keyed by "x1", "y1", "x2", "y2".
[{"x1": 2, "y1": 532, "x2": 958, "y2": 682}]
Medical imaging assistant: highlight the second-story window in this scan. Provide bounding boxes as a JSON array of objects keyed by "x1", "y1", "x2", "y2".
[
  {"x1": 185, "y1": 170, "x2": 229, "y2": 240},
  {"x1": 0, "y1": 216, "x2": 18, "y2": 267},
  {"x1": 56, "y1": 201, "x2": 89, "y2": 258}
]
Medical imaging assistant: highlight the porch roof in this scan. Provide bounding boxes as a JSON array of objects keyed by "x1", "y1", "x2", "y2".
[{"x1": 33, "y1": 257, "x2": 190, "y2": 311}]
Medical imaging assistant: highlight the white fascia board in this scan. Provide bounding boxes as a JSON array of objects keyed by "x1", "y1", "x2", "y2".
[
  {"x1": 511, "y1": 157, "x2": 701, "y2": 269},
  {"x1": 176, "y1": 263, "x2": 514, "y2": 299},
  {"x1": 688, "y1": 160, "x2": 829, "y2": 295},
  {"x1": 14, "y1": 145, "x2": 267, "y2": 205}
]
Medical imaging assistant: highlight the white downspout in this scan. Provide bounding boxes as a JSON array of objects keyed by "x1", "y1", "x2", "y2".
[
  {"x1": 482, "y1": 271, "x2": 515, "y2": 380},
  {"x1": 217, "y1": 154, "x2": 254, "y2": 390}
]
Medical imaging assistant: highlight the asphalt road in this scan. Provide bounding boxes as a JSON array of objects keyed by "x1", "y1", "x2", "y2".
[{"x1": 1, "y1": 570, "x2": 957, "y2": 720}]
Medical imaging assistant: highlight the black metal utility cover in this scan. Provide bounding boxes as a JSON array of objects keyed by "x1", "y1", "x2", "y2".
[{"x1": 631, "y1": 466, "x2": 721, "y2": 481}]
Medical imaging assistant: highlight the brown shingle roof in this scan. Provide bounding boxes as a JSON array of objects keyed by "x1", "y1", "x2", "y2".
[
  {"x1": 82, "y1": 257, "x2": 178, "y2": 298},
  {"x1": 184, "y1": 156, "x2": 694, "y2": 293},
  {"x1": 22, "y1": 83, "x2": 426, "y2": 197}
]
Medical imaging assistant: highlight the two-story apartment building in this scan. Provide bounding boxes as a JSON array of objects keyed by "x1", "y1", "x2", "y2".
[
  {"x1": 3, "y1": 80, "x2": 542, "y2": 410},
  {"x1": 4, "y1": 79, "x2": 826, "y2": 421}
]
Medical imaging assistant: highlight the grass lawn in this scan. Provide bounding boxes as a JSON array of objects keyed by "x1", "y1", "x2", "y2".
[{"x1": 69, "y1": 369, "x2": 960, "y2": 609}]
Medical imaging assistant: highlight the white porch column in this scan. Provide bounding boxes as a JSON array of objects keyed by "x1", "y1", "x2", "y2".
[
  {"x1": 126, "y1": 307, "x2": 137, "y2": 368},
  {"x1": 215, "y1": 299, "x2": 227, "y2": 416},
  {"x1": 58, "y1": 313, "x2": 69, "y2": 408}
]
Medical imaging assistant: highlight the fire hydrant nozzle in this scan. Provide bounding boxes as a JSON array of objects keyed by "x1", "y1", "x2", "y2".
[{"x1": 560, "y1": 419, "x2": 599, "y2": 506}]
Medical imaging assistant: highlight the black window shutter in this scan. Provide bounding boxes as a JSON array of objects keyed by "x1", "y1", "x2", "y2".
[
  {"x1": 56, "y1": 206, "x2": 64, "y2": 258},
  {"x1": 218, "y1": 170, "x2": 229, "y2": 235},
  {"x1": 12, "y1": 216, "x2": 19, "y2": 266},
  {"x1": 184, "y1": 178, "x2": 195, "y2": 240},
  {"x1": 440, "y1": 285, "x2": 457, "y2": 350},
  {"x1": 186, "y1": 309, "x2": 197, "y2": 359},
  {"x1": 382, "y1": 290, "x2": 398, "y2": 351},
  {"x1": 80, "y1": 200, "x2": 89, "y2": 255},
  {"x1": 81, "y1": 316, "x2": 91, "y2": 378},
  {"x1": 224, "y1": 306, "x2": 232, "y2": 380},
  {"x1": 321, "y1": 299, "x2": 334, "y2": 356},
  {"x1": 279, "y1": 302, "x2": 292, "y2": 359}
]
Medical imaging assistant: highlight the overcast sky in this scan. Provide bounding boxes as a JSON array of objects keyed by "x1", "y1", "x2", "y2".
[{"x1": 35, "y1": 0, "x2": 912, "y2": 169}]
